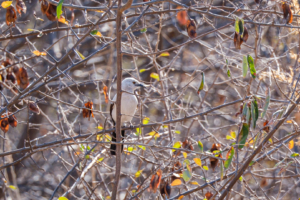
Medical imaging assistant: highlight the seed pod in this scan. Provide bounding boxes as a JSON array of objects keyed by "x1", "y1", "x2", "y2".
[
  {"x1": 160, "y1": 180, "x2": 171, "y2": 198},
  {"x1": 16, "y1": 67, "x2": 29, "y2": 89},
  {"x1": 28, "y1": 101, "x2": 40, "y2": 114},
  {"x1": 282, "y1": 2, "x2": 293, "y2": 24},
  {"x1": 16, "y1": 0, "x2": 26, "y2": 16},
  {"x1": 0, "y1": 116, "x2": 9, "y2": 133},
  {"x1": 7, "y1": 112, "x2": 17, "y2": 127},
  {"x1": 40, "y1": 0, "x2": 57, "y2": 21},
  {"x1": 82, "y1": 101, "x2": 94, "y2": 120},
  {"x1": 234, "y1": 26, "x2": 248, "y2": 49},
  {"x1": 186, "y1": 19, "x2": 197, "y2": 38},
  {"x1": 6, "y1": 6, "x2": 17, "y2": 26}
]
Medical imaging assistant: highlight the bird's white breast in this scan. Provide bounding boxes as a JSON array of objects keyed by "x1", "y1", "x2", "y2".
[{"x1": 112, "y1": 92, "x2": 138, "y2": 124}]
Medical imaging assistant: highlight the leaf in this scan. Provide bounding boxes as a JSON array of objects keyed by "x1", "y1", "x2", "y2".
[
  {"x1": 33, "y1": 50, "x2": 46, "y2": 56},
  {"x1": 135, "y1": 128, "x2": 141, "y2": 136},
  {"x1": 186, "y1": 19, "x2": 197, "y2": 38},
  {"x1": 235, "y1": 18, "x2": 240, "y2": 34},
  {"x1": 137, "y1": 145, "x2": 146, "y2": 150},
  {"x1": 127, "y1": 146, "x2": 134, "y2": 152},
  {"x1": 90, "y1": 30, "x2": 102, "y2": 37},
  {"x1": 160, "y1": 52, "x2": 170, "y2": 57},
  {"x1": 242, "y1": 55, "x2": 248, "y2": 78},
  {"x1": 82, "y1": 101, "x2": 94, "y2": 120},
  {"x1": 150, "y1": 169, "x2": 162, "y2": 193},
  {"x1": 8, "y1": 185, "x2": 16, "y2": 190},
  {"x1": 261, "y1": 87, "x2": 270, "y2": 119},
  {"x1": 1, "y1": 1, "x2": 12, "y2": 8},
  {"x1": 203, "y1": 166, "x2": 209, "y2": 170},
  {"x1": 172, "y1": 141, "x2": 181, "y2": 152},
  {"x1": 239, "y1": 176, "x2": 243, "y2": 181},
  {"x1": 57, "y1": 0, "x2": 64, "y2": 20},
  {"x1": 197, "y1": 72, "x2": 205, "y2": 94},
  {"x1": 103, "y1": 86, "x2": 108, "y2": 103},
  {"x1": 183, "y1": 165, "x2": 192, "y2": 182},
  {"x1": 176, "y1": 9, "x2": 188, "y2": 26},
  {"x1": 75, "y1": 49, "x2": 85, "y2": 60},
  {"x1": 140, "y1": 28, "x2": 147, "y2": 33},
  {"x1": 291, "y1": 152, "x2": 299, "y2": 157},
  {"x1": 16, "y1": 67, "x2": 29, "y2": 89},
  {"x1": 231, "y1": 131, "x2": 236, "y2": 138},
  {"x1": 247, "y1": 55, "x2": 256, "y2": 78},
  {"x1": 143, "y1": 117, "x2": 150, "y2": 124},
  {"x1": 135, "y1": 170, "x2": 143, "y2": 178},
  {"x1": 139, "y1": 69, "x2": 146, "y2": 73},
  {"x1": 238, "y1": 123, "x2": 249, "y2": 149},
  {"x1": 148, "y1": 131, "x2": 160, "y2": 138},
  {"x1": 175, "y1": 130, "x2": 181, "y2": 134},
  {"x1": 96, "y1": 157, "x2": 104, "y2": 163},
  {"x1": 289, "y1": 140, "x2": 294, "y2": 149},
  {"x1": 251, "y1": 99, "x2": 259, "y2": 129},
  {"x1": 171, "y1": 179, "x2": 182, "y2": 186},
  {"x1": 220, "y1": 161, "x2": 224, "y2": 180},
  {"x1": 193, "y1": 158, "x2": 202, "y2": 167},
  {"x1": 182, "y1": 152, "x2": 187, "y2": 158},
  {"x1": 224, "y1": 147, "x2": 234, "y2": 169},
  {"x1": 58, "y1": 16, "x2": 68, "y2": 24},
  {"x1": 190, "y1": 181, "x2": 199, "y2": 185},
  {"x1": 198, "y1": 141, "x2": 203, "y2": 152},
  {"x1": 58, "y1": 197, "x2": 68, "y2": 200},
  {"x1": 150, "y1": 72, "x2": 160, "y2": 81},
  {"x1": 178, "y1": 195, "x2": 184, "y2": 199}
]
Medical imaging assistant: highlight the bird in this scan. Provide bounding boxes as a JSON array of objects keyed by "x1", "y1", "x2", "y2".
[{"x1": 110, "y1": 78, "x2": 146, "y2": 155}]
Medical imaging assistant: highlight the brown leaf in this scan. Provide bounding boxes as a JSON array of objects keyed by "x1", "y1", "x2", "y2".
[
  {"x1": 150, "y1": 169, "x2": 162, "y2": 193},
  {"x1": 7, "y1": 112, "x2": 17, "y2": 127},
  {"x1": 262, "y1": 120, "x2": 270, "y2": 133},
  {"x1": 6, "y1": 6, "x2": 17, "y2": 26},
  {"x1": 176, "y1": 7, "x2": 188, "y2": 26},
  {"x1": 0, "y1": 116, "x2": 9, "y2": 133},
  {"x1": 103, "y1": 86, "x2": 108, "y2": 104},
  {"x1": 282, "y1": 3, "x2": 293, "y2": 24},
  {"x1": 16, "y1": 67, "x2": 29, "y2": 89},
  {"x1": 210, "y1": 143, "x2": 221, "y2": 171},
  {"x1": 28, "y1": 101, "x2": 40, "y2": 114},
  {"x1": 234, "y1": 26, "x2": 248, "y2": 49},
  {"x1": 160, "y1": 180, "x2": 171, "y2": 198},
  {"x1": 205, "y1": 191, "x2": 213, "y2": 200},
  {"x1": 182, "y1": 139, "x2": 194, "y2": 151},
  {"x1": 40, "y1": 0, "x2": 57, "y2": 21},
  {"x1": 83, "y1": 101, "x2": 94, "y2": 120},
  {"x1": 16, "y1": 0, "x2": 26, "y2": 16},
  {"x1": 186, "y1": 19, "x2": 197, "y2": 38},
  {"x1": 260, "y1": 178, "x2": 268, "y2": 187}
]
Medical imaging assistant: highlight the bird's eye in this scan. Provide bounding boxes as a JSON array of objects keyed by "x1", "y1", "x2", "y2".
[{"x1": 133, "y1": 81, "x2": 136, "y2": 84}]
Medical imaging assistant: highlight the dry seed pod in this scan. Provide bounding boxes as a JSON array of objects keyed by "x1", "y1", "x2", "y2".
[
  {"x1": 82, "y1": 101, "x2": 94, "y2": 120},
  {"x1": 149, "y1": 169, "x2": 162, "y2": 193},
  {"x1": 7, "y1": 112, "x2": 17, "y2": 127},
  {"x1": 0, "y1": 117, "x2": 9, "y2": 133},
  {"x1": 15, "y1": 67, "x2": 29, "y2": 89},
  {"x1": 40, "y1": 0, "x2": 57, "y2": 21},
  {"x1": 234, "y1": 26, "x2": 248, "y2": 49},
  {"x1": 6, "y1": 6, "x2": 17, "y2": 26},
  {"x1": 282, "y1": 2, "x2": 293, "y2": 24},
  {"x1": 28, "y1": 101, "x2": 40, "y2": 114},
  {"x1": 186, "y1": 19, "x2": 197, "y2": 38},
  {"x1": 16, "y1": 0, "x2": 26, "y2": 16}
]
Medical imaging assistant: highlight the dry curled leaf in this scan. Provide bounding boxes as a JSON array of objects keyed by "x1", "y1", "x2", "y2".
[
  {"x1": 83, "y1": 101, "x2": 94, "y2": 120},
  {"x1": 7, "y1": 112, "x2": 17, "y2": 127},
  {"x1": 234, "y1": 26, "x2": 248, "y2": 49},
  {"x1": 28, "y1": 101, "x2": 40, "y2": 114},
  {"x1": 16, "y1": 67, "x2": 29, "y2": 89},
  {"x1": 103, "y1": 86, "x2": 108, "y2": 103},
  {"x1": 0, "y1": 116, "x2": 9, "y2": 133},
  {"x1": 210, "y1": 143, "x2": 222, "y2": 171},
  {"x1": 282, "y1": 2, "x2": 293, "y2": 24},
  {"x1": 6, "y1": 6, "x2": 17, "y2": 26},
  {"x1": 205, "y1": 191, "x2": 213, "y2": 200},
  {"x1": 40, "y1": 0, "x2": 57, "y2": 21},
  {"x1": 16, "y1": 0, "x2": 26, "y2": 16},
  {"x1": 186, "y1": 19, "x2": 197, "y2": 38},
  {"x1": 160, "y1": 180, "x2": 171, "y2": 198},
  {"x1": 150, "y1": 169, "x2": 162, "y2": 193}
]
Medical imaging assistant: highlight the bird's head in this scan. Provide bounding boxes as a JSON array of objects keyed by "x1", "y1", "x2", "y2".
[{"x1": 122, "y1": 78, "x2": 147, "y2": 92}]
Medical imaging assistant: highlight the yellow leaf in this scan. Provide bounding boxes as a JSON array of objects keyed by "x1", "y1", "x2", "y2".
[
  {"x1": 190, "y1": 181, "x2": 199, "y2": 185},
  {"x1": 8, "y1": 185, "x2": 16, "y2": 190},
  {"x1": 97, "y1": 126, "x2": 103, "y2": 130},
  {"x1": 230, "y1": 131, "x2": 236, "y2": 138},
  {"x1": 269, "y1": 138, "x2": 273, "y2": 144},
  {"x1": 226, "y1": 135, "x2": 234, "y2": 140},
  {"x1": 27, "y1": 29, "x2": 35, "y2": 32},
  {"x1": 143, "y1": 117, "x2": 150, "y2": 124},
  {"x1": 148, "y1": 131, "x2": 160, "y2": 138},
  {"x1": 135, "y1": 170, "x2": 143, "y2": 178},
  {"x1": 106, "y1": 196, "x2": 111, "y2": 200},
  {"x1": 96, "y1": 157, "x2": 104, "y2": 163},
  {"x1": 289, "y1": 140, "x2": 294, "y2": 149},
  {"x1": 150, "y1": 72, "x2": 160, "y2": 81},
  {"x1": 58, "y1": 197, "x2": 68, "y2": 200},
  {"x1": 160, "y1": 52, "x2": 170, "y2": 57},
  {"x1": 172, "y1": 141, "x2": 181, "y2": 152},
  {"x1": 193, "y1": 158, "x2": 202, "y2": 167},
  {"x1": 75, "y1": 50, "x2": 85, "y2": 60},
  {"x1": 171, "y1": 179, "x2": 182, "y2": 186},
  {"x1": 203, "y1": 165, "x2": 209, "y2": 170},
  {"x1": 1, "y1": 1, "x2": 12, "y2": 8},
  {"x1": 286, "y1": 120, "x2": 293, "y2": 123},
  {"x1": 178, "y1": 195, "x2": 184, "y2": 199},
  {"x1": 58, "y1": 16, "x2": 69, "y2": 24},
  {"x1": 182, "y1": 152, "x2": 187, "y2": 158},
  {"x1": 40, "y1": 52, "x2": 47, "y2": 56},
  {"x1": 96, "y1": 10, "x2": 104, "y2": 13}
]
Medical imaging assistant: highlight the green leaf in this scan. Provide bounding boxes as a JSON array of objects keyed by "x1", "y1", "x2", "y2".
[
  {"x1": 183, "y1": 159, "x2": 190, "y2": 165},
  {"x1": 137, "y1": 145, "x2": 146, "y2": 150},
  {"x1": 247, "y1": 55, "x2": 256, "y2": 78},
  {"x1": 242, "y1": 103, "x2": 248, "y2": 119},
  {"x1": 220, "y1": 160, "x2": 224, "y2": 180},
  {"x1": 182, "y1": 165, "x2": 192, "y2": 182},
  {"x1": 249, "y1": 161, "x2": 255, "y2": 166},
  {"x1": 56, "y1": 0, "x2": 64, "y2": 20},
  {"x1": 85, "y1": 155, "x2": 90, "y2": 159},
  {"x1": 242, "y1": 55, "x2": 248, "y2": 78},
  {"x1": 261, "y1": 87, "x2": 270, "y2": 119},
  {"x1": 140, "y1": 28, "x2": 147, "y2": 33},
  {"x1": 136, "y1": 128, "x2": 141, "y2": 136},
  {"x1": 251, "y1": 99, "x2": 259, "y2": 129},
  {"x1": 291, "y1": 153, "x2": 299, "y2": 157},
  {"x1": 198, "y1": 141, "x2": 203, "y2": 152},
  {"x1": 238, "y1": 123, "x2": 249, "y2": 149},
  {"x1": 90, "y1": 30, "x2": 102, "y2": 37},
  {"x1": 224, "y1": 147, "x2": 234, "y2": 169},
  {"x1": 97, "y1": 157, "x2": 104, "y2": 163},
  {"x1": 239, "y1": 19, "x2": 244, "y2": 37},
  {"x1": 235, "y1": 18, "x2": 240, "y2": 34},
  {"x1": 246, "y1": 105, "x2": 251, "y2": 124},
  {"x1": 197, "y1": 72, "x2": 205, "y2": 94},
  {"x1": 8, "y1": 185, "x2": 16, "y2": 190}
]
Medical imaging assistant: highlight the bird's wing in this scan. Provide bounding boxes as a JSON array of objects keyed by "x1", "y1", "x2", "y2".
[{"x1": 110, "y1": 94, "x2": 117, "y2": 125}]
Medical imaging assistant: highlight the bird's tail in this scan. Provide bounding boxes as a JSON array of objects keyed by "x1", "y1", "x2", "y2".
[{"x1": 110, "y1": 130, "x2": 125, "y2": 155}]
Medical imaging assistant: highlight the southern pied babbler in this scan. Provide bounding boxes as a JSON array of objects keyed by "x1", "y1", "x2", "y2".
[{"x1": 110, "y1": 78, "x2": 146, "y2": 155}]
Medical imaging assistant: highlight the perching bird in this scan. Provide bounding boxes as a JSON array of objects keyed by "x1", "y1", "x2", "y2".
[{"x1": 110, "y1": 78, "x2": 146, "y2": 155}]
